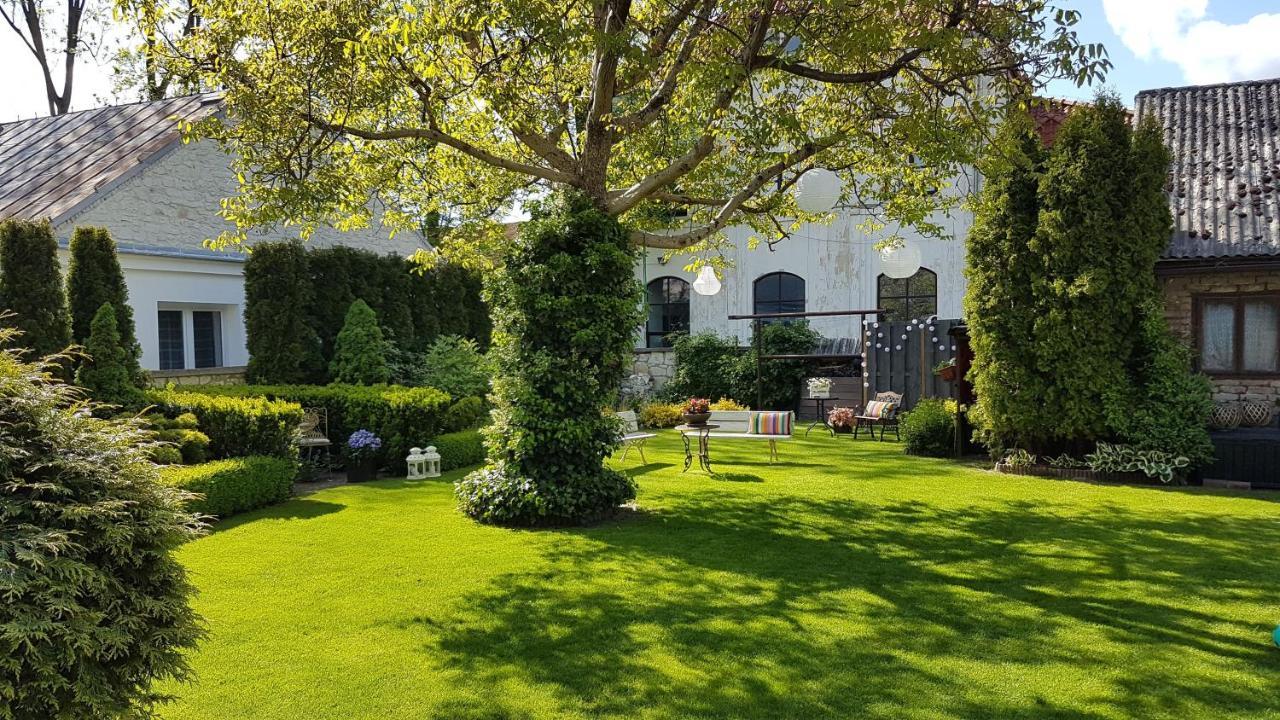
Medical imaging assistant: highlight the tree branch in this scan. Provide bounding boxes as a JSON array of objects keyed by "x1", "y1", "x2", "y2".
[{"x1": 581, "y1": 0, "x2": 632, "y2": 198}]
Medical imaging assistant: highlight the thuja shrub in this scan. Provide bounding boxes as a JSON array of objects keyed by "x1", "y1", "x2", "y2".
[
  {"x1": 0, "y1": 218, "x2": 71, "y2": 359},
  {"x1": 244, "y1": 242, "x2": 322, "y2": 384},
  {"x1": 67, "y1": 226, "x2": 142, "y2": 381},
  {"x1": 0, "y1": 329, "x2": 203, "y2": 717},
  {"x1": 330, "y1": 299, "x2": 390, "y2": 385},
  {"x1": 457, "y1": 192, "x2": 643, "y2": 525},
  {"x1": 75, "y1": 302, "x2": 143, "y2": 407}
]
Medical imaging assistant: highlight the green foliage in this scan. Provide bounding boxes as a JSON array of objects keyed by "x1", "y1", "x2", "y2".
[
  {"x1": 156, "y1": 428, "x2": 212, "y2": 465},
  {"x1": 76, "y1": 303, "x2": 144, "y2": 407},
  {"x1": 175, "y1": 383, "x2": 453, "y2": 472},
  {"x1": 0, "y1": 328, "x2": 202, "y2": 717},
  {"x1": 146, "y1": 389, "x2": 303, "y2": 460},
  {"x1": 901, "y1": 398, "x2": 956, "y2": 458},
  {"x1": 432, "y1": 429, "x2": 486, "y2": 472},
  {"x1": 965, "y1": 93, "x2": 1212, "y2": 463},
  {"x1": 753, "y1": 321, "x2": 821, "y2": 410},
  {"x1": 1085, "y1": 442, "x2": 1191, "y2": 484},
  {"x1": 0, "y1": 219, "x2": 71, "y2": 359},
  {"x1": 162, "y1": 456, "x2": 298, "y2": 518},
  {"x1": 421, "y1": 335, "x2": 491, "y2": 398},
  {"x1": 638, "y1": 402, "x2": 684, "y2": 428},
  {"x1": 329, "y1": 299, "x2": 391, "y2": 385},
  {"x1": 150, "y1": 445, "x2": 185, "y2": 465},
  {"x1": 67, "y1": 226, "x2": 142, "y2": 381},
  {"x1": 444, "y1": 396, "x2": 487, "y2": 431},
  {"x1": 244, "y1": 242, "x2": 323, "y2": 384},
  {"x1": 459, "y1": 192, "x2": 642, "y2": 525},
  {"x1": 666, "y1": 332, "x2": 749, "y2": 405}
]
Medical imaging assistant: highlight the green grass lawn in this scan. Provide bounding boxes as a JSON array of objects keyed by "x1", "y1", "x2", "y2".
[{"x1": 160, "y1": 432, "x2": 1280, "y2": 719}]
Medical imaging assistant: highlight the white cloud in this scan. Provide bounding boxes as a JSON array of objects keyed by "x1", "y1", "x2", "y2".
[{"x1": 1102, "y1": 0, "x2": 1280, "y2": 86}]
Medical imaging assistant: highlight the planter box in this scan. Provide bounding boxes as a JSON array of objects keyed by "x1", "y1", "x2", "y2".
[
  {"x1": 994, "y1": 462, "x2": 1156, "y2": 485},
  {"x1": 346, "y1": 456, "x2": 378, "y2": 483}
]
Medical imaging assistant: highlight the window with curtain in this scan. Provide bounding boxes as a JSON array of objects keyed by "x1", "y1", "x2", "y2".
[
  {"x1": 753, "y1": 272, "x2": 805, "y2": 319},
  {"x1": 877, "y1": 268, "x2": 937, "y2": 322},
  {"x1": 1197, "y1": 295, "x2": 1280, "y2": 374},
  {"x1": 646, "y1": 277, "x2": 690, "y2": 348}
]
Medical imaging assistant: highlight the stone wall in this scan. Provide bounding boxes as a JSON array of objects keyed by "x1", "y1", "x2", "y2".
[
  {"x1": 630, "y1": 349, "x2": 676, "y2": 391},
  {"x1": 148, "y1": 366, "x2": 247, "y2": 388},
  {"x1": 1160, "y1": 268, "x2": 1280, "y2": 405}
]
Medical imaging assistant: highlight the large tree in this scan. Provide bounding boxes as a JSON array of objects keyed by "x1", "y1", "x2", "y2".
[
  {"x1": 1, "y1": 0, "x2": 100, "y2": 115},
  {"x1": 156, "y1": 0, "x2": 1107, "y2": 522}
]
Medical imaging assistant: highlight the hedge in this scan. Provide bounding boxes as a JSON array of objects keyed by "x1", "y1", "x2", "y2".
[
  {"x1": 162, "y1": 456, "x2": 297, "y2": 519},
  {"x1": 145, "y1": 389, "x2": 303, "y2": 460},
  {"x1": 178, "y1": 384, "x2": 453, "y2": 469},
  {"x1": 432, "y1": 429, "x2": 485, "y2": 472}
]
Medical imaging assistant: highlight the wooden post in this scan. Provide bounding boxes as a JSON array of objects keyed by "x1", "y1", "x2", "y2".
[{"x1": 754, "y1": 317, "x2": 763, "y2": 410}]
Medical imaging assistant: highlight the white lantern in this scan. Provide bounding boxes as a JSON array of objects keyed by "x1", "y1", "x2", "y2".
[
  {"x1": 423, "y1": 445, "x2": 441, "y2": 478},
  {"x1": 406, "y1": 447, "x2": 428, "y2": 480},
  {"x1": 692, "y1": 265, "x2": 721, "y2": 296},
  {"x1": 794, "y1": 168, "x2": 842, "y2": 214},
  {"x1": 879, "y1": 243, "x2": 922, "y2": 279}
]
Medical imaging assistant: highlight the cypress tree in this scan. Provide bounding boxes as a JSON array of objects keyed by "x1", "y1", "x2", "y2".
[
  {"x1": 0, "y1": 219, "x2": 71, "y2": 358},
  {"x1": 244, "y1": 242, "x2": 322, "y2": 383},
  {"x1": 67, "y1": 226, "x2": 142, "y2": 382},
  {"x1": 75, "y1": 303, "x2": 142, "y2": 407},
  {"x1": 329, "y1": 299, "x2": 390, "y2": 385}
]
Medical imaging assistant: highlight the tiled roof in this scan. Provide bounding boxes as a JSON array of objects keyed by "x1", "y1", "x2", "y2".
[
  {"x1": 0, "y1": 93, "x2": 222, "y2": 225},
  {"x1": 1135, "y1": 78, "x2": 1280, "y2": 258},
  {"x1": 1029, "y1": 97, "x2": 1081, "y2": 147}
]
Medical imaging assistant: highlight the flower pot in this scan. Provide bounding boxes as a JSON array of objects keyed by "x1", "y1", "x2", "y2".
[
  {"x1": 832, "y1": 424, "x2": 853, "y2": 434},
  {"x1": 682, "y1": 412, "x2": 711, "y2": 426},
  {"x1": 809, "y1": 388, "x2": 830, "y2": 399},
  {"x1": 346, "y1": 456, "x2": 378, "y2": 483},
  {"x1": 936, "y1": 364, "x2": 959, "y2": 382}
]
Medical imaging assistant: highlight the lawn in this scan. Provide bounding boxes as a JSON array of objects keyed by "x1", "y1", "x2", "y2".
[{"x1": 161, "y1": 432, "x2": 1280, "y2": 719}]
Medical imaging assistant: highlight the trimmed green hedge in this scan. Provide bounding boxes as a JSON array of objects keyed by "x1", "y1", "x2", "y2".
[
  {"x1": 177, "y1": 384, "x2": 453, "y2": 469},
  {"x1": 146, "y1": 390, "x2": 303, "y2": 460},
  {"x1": 162, "y1": 456, "x2": 297, "y2": 519},
  {"x1": 433, "y1": 429, "x2": 485, "y2": 472}
]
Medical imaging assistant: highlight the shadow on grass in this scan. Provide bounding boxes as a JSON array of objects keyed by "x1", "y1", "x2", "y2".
[
  {"x1": 209, "y1": 498, "x2": 345, "y2": 534},
  {"x1": 405, "y1": 490, "x2": 1280, "y2": 718}
]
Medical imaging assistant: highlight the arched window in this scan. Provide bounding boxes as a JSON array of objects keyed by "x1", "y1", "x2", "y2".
[
  {"x1": 877, "y1": 267, "x2": 937, "y2": 321},
  {"x1": 753, "y1": 272, "x2": 806, "y2": 318},
  {"x1": 646, "y1": 277, "x2": 690, "y2": 348}
]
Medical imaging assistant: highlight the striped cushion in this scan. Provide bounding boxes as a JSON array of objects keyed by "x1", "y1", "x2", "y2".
[
  {"x1": 862, "y1": 401, "x2": 897, "y2": 419},
  {"x1": 749, "y1": 411, "x2": 793, "y2": 436}
]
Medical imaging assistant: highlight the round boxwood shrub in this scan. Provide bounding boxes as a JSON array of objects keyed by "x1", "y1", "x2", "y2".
[
  {"x1": 457, "y1": 192, "x2": 642, "y2": 525},
  {"x1": 901, "y1": 398, "x2": 956, "y2": 458},
  {"x1": 0, "y1": 330, "x2": 204, "y2": 717}
]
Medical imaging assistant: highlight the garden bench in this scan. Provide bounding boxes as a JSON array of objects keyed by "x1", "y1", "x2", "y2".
[
  {"x1": 616, "y1": 410, "x2": 656, "y2": 463},
  {"x1": 694, "y1": 410, "x2": 795, "y2": 462},
  {"x1": 853, "y1": 392, "x2": 901, "y2": 441}
]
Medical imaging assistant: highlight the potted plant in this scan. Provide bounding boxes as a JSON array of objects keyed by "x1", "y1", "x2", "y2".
[
  {"x1": 934, "y1": 358, "x2": 959, "y2": 382},
  {"x1": 345, "y1": 429, "x2": 382, "y2": 482},
  {"x1": 827, "y1": 406, "x2": 856, "y2": 433},
  {"x1": 807, "y1": 377, "x2": 833, "y2": 399},
  {"x1": 682, "y1": 397, "x2": 712, "y2": 426}
]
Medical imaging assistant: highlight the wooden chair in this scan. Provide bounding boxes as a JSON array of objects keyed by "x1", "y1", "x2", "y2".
[
  {"x1": 617, "y1": 410, "x2": 656, "y2": 463},
  {"x1": 853, "y1": 392, "x2": 902, "y2": 441},
  {"x1": 296, "y1": 407, "x2": 333, "y2": 467}
]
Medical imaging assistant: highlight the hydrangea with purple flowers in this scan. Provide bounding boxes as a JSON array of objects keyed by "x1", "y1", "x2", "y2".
[{"x1": 346, "y1": 429, "x2": 382, "y2": 459}]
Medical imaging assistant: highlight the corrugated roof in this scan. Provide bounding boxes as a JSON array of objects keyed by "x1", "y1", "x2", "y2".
[
  {"x1": 0, "y1": 93, "x2": 222, "y2": 225},
  {"x1": 1135, "y1": 78, "x2": 1280, "y2": 258}
]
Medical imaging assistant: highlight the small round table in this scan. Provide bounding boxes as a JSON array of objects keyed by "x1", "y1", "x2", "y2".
[
  {"x1": 675, "y1": 423, "x2": 718, "y2": 473},
  {"x1": 803, "y1": 397, "x2": 843, "y2": 436}
]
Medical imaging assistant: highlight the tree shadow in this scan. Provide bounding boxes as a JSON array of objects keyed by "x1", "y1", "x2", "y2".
[
  {"x1": 208, "y1": 498, "x2": 345, "y2": 533},
  {"x1": 398, "y1": 490, "x2": 1280, "y2": 718}
]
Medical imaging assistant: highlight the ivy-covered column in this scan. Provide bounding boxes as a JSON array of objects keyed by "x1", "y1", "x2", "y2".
[{"x1": 457, "y1": 192, "x2": 643, "y2": 525}]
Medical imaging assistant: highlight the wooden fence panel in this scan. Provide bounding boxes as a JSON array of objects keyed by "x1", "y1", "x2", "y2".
[{"x1": 859, "y1": 318, "x2": 962, "y2": 409}]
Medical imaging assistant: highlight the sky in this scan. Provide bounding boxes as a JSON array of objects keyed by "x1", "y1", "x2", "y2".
[{"x1": 2, "y1": 1, "x2": 1280, "y2": 123}]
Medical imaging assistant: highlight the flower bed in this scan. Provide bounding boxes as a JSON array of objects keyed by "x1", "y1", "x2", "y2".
[{"x1": 994, "y1": 462, "x2": 1153, "y2": 485}]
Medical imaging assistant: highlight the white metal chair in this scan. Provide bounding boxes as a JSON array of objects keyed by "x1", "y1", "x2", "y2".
[
  {"x1": 296, "y1": 407, "x2": 333, "y2": 467},
  {"x1": 617, "y1": 410, "x2": 656, "y2": 463}
]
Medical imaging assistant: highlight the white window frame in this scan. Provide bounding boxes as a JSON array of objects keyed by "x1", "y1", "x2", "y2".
[{"x1": 156, "y1": 303, "x2": 230, "y2": 370}]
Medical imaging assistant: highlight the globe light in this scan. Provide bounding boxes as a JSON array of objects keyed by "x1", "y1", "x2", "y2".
[
  {"x1": 693, "y1": 265, "x2": 721, "y2": 296},
  {"x1": 879, "y1": 243, "x2": 922, "y2": 279},
  {"x1": 794, "y1": 168, "x2": 842, "y2": 214}
]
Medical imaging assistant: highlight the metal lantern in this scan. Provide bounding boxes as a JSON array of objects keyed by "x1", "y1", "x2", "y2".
[
  {"x1": 406, "y1": 447, "x2": 428, "y2": 480},
  {"x1": 693, "y1": 265, "x2": 722, "y2": 296},
  {"x1": 423, "y1": 445, "x2": 441, "y2": 478},
  {"x1": 879, "y1": 243, "x2": 922, "y2": 279},
  {"x1": 794, "y1": 168, "x2": 842, "y2": 213}
]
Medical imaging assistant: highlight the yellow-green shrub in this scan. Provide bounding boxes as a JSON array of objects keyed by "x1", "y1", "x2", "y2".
[
  {"x1": 639, "y1": 402, "x2": 683, "y2": 428},
  {"x1": 162, "y1": 456, "x2": 297, "y2": 518}
]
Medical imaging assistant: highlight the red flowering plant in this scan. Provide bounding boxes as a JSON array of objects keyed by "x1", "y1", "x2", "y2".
[
  {"x1": 683, "y1": 397, "x2": 711, "y2": 414},
  {"x1": 827, "y1": 406, "x2": 857, "y2": 430}
]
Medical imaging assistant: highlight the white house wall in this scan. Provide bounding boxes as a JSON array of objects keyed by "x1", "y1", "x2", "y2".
[{"x1": 637, "y1": 209, "x2": 971, "y2": 346}]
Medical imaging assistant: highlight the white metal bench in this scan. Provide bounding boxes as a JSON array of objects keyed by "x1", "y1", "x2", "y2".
[
  {"x1": 616, "y1": 410, "x2": 656, "y2": 463},
  {"x1": 686, "y1": 410, "x2": 795, "y2": 462}
]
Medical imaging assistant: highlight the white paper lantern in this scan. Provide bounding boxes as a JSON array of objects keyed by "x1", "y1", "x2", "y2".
[
  {"x1": 879, "y1": 243, "x2": 922, "y2": 279},
  {"x1": 794, "y1": 168, "x2": 842, "y2": 213},
  {"x1": 692, "y1": 266, "x2": 721, "y2": 296}
]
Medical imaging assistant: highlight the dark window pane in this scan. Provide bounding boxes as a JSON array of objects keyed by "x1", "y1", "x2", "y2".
[
  {"x1": 646, "y1": 277, "x2": 690, "y2": 348},
  {"x1": 878, "y1": 268, "x2": 936, "y2": 322},
  {"x1": 911, "y1": 270, "x2": 937, "y2": 294},
  {"x1": 754, "y1": 273, "x2": 805, "y2": 319},
  {"x1": 192, "y1": 311, "x2": 223, "y2": 369},
  {"x1": 158, "y1": 310, "x2": 184, "y2": 370}
]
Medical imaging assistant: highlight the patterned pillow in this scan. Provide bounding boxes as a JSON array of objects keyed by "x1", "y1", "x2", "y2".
[
  {"x1": 749, "y1": 411, "x2": 793, "y2": 435},
  {"x1": 862, "y1": 401, "x2": 897, "y2": 419}
]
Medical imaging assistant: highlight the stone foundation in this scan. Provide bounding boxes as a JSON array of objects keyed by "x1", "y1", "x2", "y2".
[
  {"x1": 148, "y1": 365, "x2": 247, "y2": 388},
  {"x1": 630, "y1": 349, "x2": 675, "y2": 391},
  {"x1": 1160, "y1": 268, "x2": 1280, "y2": 407}
]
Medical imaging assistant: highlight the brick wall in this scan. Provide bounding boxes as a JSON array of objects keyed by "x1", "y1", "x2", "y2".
[{"x1": 1160, "y1": 269, "x2": 1280, "y2": 405}]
